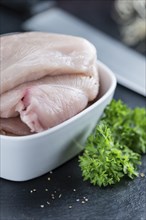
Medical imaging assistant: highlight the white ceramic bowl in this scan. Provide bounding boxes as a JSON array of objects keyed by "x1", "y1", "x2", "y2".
[{"x1": 0, "y1": 61, "x2": 117, "y2": 181}]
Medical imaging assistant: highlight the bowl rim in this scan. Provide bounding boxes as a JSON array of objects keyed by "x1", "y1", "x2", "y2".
[{"x1": 1, "y1": 60, "x2": 117, "y2": 141}]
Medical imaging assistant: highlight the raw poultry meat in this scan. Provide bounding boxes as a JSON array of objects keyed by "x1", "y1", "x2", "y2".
[
  {"x1": 0, "y1": 74, "x2": 98, "y2": 118},
  {"x1": 16, "y1": 85, "x2": 88, "y2": 133},
  {"x1": 0, "y1": 32, "x2": 99, "y2": 135},
  {"x1": 0, "y1": 117, "x2": 32, "y2": 136},
  {"x1": 1, "y1": 32, "x2": 97, "y2": 94}
]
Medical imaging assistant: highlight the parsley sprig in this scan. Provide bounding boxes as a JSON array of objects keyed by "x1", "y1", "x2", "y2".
[
  {"x1": 79, "y1": 100, "x2": 146, "y2": 187},
  {"x1": 102, "y1": 100, "x2": 146, "y2": 154}
]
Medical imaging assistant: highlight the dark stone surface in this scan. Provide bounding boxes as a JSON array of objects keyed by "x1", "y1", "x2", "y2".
[
  {"x1": 0, "y1": 1, "x2": 146, "y2": 219},
  {"x1": 0, "y1": 158, "x2": 146, "y2": 220}
]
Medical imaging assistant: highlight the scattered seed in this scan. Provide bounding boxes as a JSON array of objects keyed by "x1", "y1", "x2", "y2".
[
  {"x1": 76, "y1": 199, "x2": 80, "y2": 202},
  {"x1": 51, "y1": 194, "x2": 55, "y2": 199},
  {"x1": 30, "y1": 190, "x2": 33, "y2": 193},
  {"x1": 85, "y1": 198, "x2": 88, "y2": 202},
  {"x1": 33, "y1": 189, "x2": 36, "y2": 192},
  {"x1": 48, "y1": 177, "x2": 51, "y2": 181},
  {"x1": 40, "y1": 205, "x2": 44, "y2": 208},
  {"x1": 50, "y1": 171, "x2": 53, "y2": 174},
  {"x1": 58, "y1": 194, "x2": 62, "y2": 198},
  {"x1": 47, "y1": 201, "x2": 50, "y2": 205},
  {"x1": 81, "y1": 201, "x2": 85, "y2": 204},
  {"x1": 73, "y1": 189, "x2": 76, "y2": 192},
  {"x1": 69, "y1": 205, "x2": 72, "y2": 209},
  {"x1": 45, "y1": 189, "x2": 48, "y2": 191},
  {"x1": 54, "y1": 190, "x2": 57, "y2": 193},
  {"x1": 140, "y1": 173, "x2": 145, "y2": 177}
]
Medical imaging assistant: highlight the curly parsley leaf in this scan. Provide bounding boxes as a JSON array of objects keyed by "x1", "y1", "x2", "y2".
[
  {"x1": 102, "y1": 100, "x2": 146, "y2": 154},
  {"x1": 79, "y1": 122, "x2": 141, "y2": 187},
  {"x1": 79, "y1": 100, "x2": 145, "y2": 187}
]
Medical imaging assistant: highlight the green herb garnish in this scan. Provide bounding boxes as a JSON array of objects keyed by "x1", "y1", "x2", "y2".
[
  {"x1": 102, "y1": 100, "x2": 146, "y2": 154},
  {"x1": 79, "y1": 100, "x2": 146, "y2": 187}
]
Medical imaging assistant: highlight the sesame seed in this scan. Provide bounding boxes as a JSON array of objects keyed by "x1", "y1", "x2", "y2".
[
  {"x1": 73, "y1": 189, "x2": 76, "y2": 192},
  {"x1": 47, "y1": 201, "x2": 50, "y2": 205},
  {"x1": 81, "y1": 201, "x2": 85, "y2": 204},
  {"x1": 69, "y1": 205, "x2": 72, "y2": 209},
  {"x1": 58, "y1": 194, "x2": 62, "y2": 198},
  {"x1": 140, "y1": 173, "x2": 145, "y2": 177},
  {"x1": 68, "y1": 175, "x2": 71, "y2": 178},
  {"x1": 54, "y1": 191, "x2": 57, "y2": 193},
  {"x1": 85, "y1": 198, "x2": 88, "y2": 202},
  {"x1": 50, "y1": 171, "x2": 53, "y2": 174},
  {"x1": 33, "y1": 189, "x2": 36, "y2": 192},
  {"x1": 76, "y1": 199, "x2": 80, "y2": 202},
  {"x1": 45, "y1": 189, "x2": 48, "y2": 191},
  {"x1": 51, "y1": 194, "x2": 55, "y2": 199},
  {"x1": 40, "y1": 205, "x2": 44, "y2": 208},
  {"x1": 48, "y1": 177, "x2": 51, "y2": 181},
  {"x1": 30, "y1": 190, "x2": 33, "y2": 193}
]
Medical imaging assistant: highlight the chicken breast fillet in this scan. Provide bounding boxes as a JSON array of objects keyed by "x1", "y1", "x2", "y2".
[
  {"x1": 0, "y1": 32, "x2": 99, "y2": 135},
  {"x1": 1, "y1": 32, "x2": 97, "y2": 94}
]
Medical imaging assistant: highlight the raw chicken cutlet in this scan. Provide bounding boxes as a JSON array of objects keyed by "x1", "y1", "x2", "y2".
[{"x1": 0, "y1": 32, "x2": 99, "y2": 136}]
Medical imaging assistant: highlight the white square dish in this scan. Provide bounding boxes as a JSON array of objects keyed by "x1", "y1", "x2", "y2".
[{"x1": 0, "y1": 61, "x2": 117, "y2": 181}]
